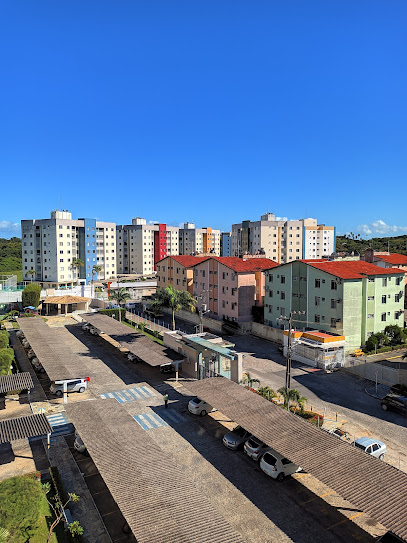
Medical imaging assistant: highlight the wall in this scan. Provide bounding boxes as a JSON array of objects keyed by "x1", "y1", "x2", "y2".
[
  {"x1": 344, "y1": 360, "x2": 407, "y2": 386},
  {"x1": 251, "y1": 322, "x2": 284, "y2": 344}
]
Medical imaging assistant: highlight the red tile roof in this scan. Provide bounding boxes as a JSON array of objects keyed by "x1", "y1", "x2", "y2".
[
  {"x1": 306, "y1": 260, "x2": 405, "y2": 279},
  {"x1": 195, "y1": 256, "x2": 279, "y2": 273},
  {"x1": 157, "y1": 255, "x2": 208, "y2": 267},
  {"x1": 376, "y1": 253, "x2": 407, "y2": 266}
]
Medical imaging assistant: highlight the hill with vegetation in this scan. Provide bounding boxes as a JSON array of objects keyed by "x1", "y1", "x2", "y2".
[
  {"x1": 0, "y1": 237, "x2": 22, "y2": 281},
  {"x1": 336, "y1": 234, "x2": 407, "y2": 256}
]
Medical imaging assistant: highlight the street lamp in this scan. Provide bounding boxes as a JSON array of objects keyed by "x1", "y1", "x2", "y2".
[{"x1": 277, "y1": 310, "x2": 306, "y2": 392}]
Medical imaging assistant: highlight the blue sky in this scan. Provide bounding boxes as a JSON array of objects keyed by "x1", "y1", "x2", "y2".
[{"x1": 1, "y1": 1, "x2": 406, "y2": 239}]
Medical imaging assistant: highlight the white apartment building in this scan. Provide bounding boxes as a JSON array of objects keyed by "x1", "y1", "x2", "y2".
[
  {"x1": 231, "y1": 213, "x2": 335, "y2": 264},
  {"x1": 221, "y1": 232, "x2": 232, "y2": 256},
  {"x1": 179, "y1": 223, "x2": 221, "y2": 256},
  {"x1": 21, "y1": 210, "x2": 116, "y2": 286},
  {"x1": 116, "y1": 218, "x2": 179, "y2": 275}
]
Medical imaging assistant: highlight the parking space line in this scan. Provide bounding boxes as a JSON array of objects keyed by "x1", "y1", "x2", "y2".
[
  {"x1": 328, "y1": 511, "x2": 363, "y2": 529},
  {"x1": 302, "y1": 491, "x2": 335, "y2": 504}
]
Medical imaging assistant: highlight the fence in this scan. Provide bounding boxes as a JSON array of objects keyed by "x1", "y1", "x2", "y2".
[{"x1": 344, "y1": 358, "x2": 407, "y2": 386}]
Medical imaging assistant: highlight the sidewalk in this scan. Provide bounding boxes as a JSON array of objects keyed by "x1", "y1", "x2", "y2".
[{"x1": 47, "y1": 437, "x2": 111, "y2": 543}]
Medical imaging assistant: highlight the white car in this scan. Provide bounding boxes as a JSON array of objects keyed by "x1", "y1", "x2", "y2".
[
  {"x1": 260, "y1": 448, "x2": 302, "y2": 481},
  {"x1": 50, "y1": 378, "x2": 89, "y2": 397},
  {"x1": 244, "y1": 436, "x2": 271, "y2": 461},
  {"x1": 74, "y1": 432, "x2": 88, "y2": 455},
  {"x1": 188, "y1": 397, "x2": 212, "y2": 416},
  {"x1": 31, "y1": 357, "x2": 45, "y2": 373}
]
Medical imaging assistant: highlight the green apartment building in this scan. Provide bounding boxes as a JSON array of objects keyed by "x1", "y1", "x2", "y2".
[{"x1": 264, "y1": 260, "x2": 405, "y2": 352}]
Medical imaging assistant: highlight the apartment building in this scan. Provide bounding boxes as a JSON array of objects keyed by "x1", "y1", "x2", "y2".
[
  {"x1": 221, "y1": 232, "x2": 232, "y2": 256},
  {"x1": 364, "y1": 250, "x2": 407, "y2": 306},
  {"x1": 116, "y1": 218, "x2": 179, "y2": 275},
  {"x1": 231, "y1": 212, "x2": 335, "y2": 263},
  {"x1": 156, "y1": 255, "x2": 208, "y2": 294},
  {"x1": 264, "y1": 260, "x2": 405, "y2": 352},
  {"x1": 179, "y1": 223, "x2": 221, "y2": 256},
  {"x1": 21, "y1": 210, "x2": 116, "y2": 286},
  {"x1": 193, "y1": 257, "x2": 278, "y2": 323}
]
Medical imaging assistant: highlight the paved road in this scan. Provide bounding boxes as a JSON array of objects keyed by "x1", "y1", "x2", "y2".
[{"x1": 230, "y1": 334, "x2": 407, "y2": 470}]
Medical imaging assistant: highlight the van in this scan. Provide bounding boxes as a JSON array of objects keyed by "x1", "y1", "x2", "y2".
[{"x1": 50, "y1": 378, "x2": 89, "y2": 397}]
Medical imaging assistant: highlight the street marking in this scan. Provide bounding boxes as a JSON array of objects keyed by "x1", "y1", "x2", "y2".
[
  {"x1": 133, "y1": 413, "x2": 168, "y2": 431},
  {"x1": 47, "y1": 413, "x2": 68, "y2": 428},
  {"x1": 302, "y1": 491, "x2": 335, "y2": 504},
  {"x1": 328, "y1": 512, "x2": 363, "y2": 530},
  {"x1": 100, "y1": 386, "x2": 156, "y2": 403},
  {"x1": 159, "y1": 409, "x2": 186, "y2": 425}
]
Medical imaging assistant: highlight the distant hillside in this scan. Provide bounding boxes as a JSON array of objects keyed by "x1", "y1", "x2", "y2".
[
  {"x1": 0, "y1": 237, "x2": 22, "y2": 273},
  {"x1": 336, "y1": 234, "x2": 407, "y2": 255}
]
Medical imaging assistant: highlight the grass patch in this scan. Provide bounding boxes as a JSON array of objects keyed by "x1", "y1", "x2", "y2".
[
  {"x1": 0, "y1": 269, "x2": 23, "y2": 282},
  {"x1": 122, "y1": 319, "x2": 165, "y2": 345},
  {"x1": 0, "y1": 473, "x2": 69, "y2": 542}
]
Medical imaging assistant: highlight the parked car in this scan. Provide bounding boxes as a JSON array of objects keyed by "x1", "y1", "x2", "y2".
[
  {"x1": 381, "y1": 394, "x2": 407, "y2": 416},
  {"x1": 82, "y1": 323, "x2": 92, "y2": 331},
  {"x1": 223, "y1": 426, "x2": 252, "y2": 450},
  {"x1": 160, "y1": 364, "x2": 175, "y2": 374},
  {"x1": 354, "y1": 437, "x2": 386, "y2": 460},
  {"x1": 390, "y1": 384, "x2": 407, "y2": 395},
  {"x1": 50, "y1": 378, "x2": 89, "y2": 397},
  {"x1": 127, "y1": 353, "x2": 141, "y2": 362},
  {"x1": 188, "y1": 397, "x2": 212, "y2": 416},
  {"x1": 244, "y1": 436, "x2": 271, "y2": 461},
  {"x1": 31, "y1": 357, "x2": 45, "y2": 373},
  {"x1": 27, "y1": 349, "x2": 36, "y2": 359},
  {"x1": 260, "y1": 449, "x2": 301, "y2": 481},
  {"x1": 74, "y1": 432, "x2": 89, "y2": 455}
]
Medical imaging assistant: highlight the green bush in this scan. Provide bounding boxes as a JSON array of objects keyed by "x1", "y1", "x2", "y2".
[
  {"x1": 0, "y1": 330, "x2": 9, "y2": 349},
  {"x1": 49, "y1": 466, "x2": 68, "y2": 507},
  {"x1": 0, "y1": 475, "x2": 43, "y2": 542},
  {"x1": 99, "y1": 308, "x2": 126, "y2": 320},
  {"x1": 21, "y1": 283, "x2": 42, "y2": 309},
  {"x1": 0, "y1": 348, "x2": 14, "y2": 374}
]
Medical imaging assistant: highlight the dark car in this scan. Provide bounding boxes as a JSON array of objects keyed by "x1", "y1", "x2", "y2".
[{"x1": 381, "y1": 394, "x2": 407, "y2": 416}]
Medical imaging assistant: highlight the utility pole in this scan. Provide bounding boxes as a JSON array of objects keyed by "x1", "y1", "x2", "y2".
[{"x1": 278, "y1": 310, "x2": 306, "y2": 392}]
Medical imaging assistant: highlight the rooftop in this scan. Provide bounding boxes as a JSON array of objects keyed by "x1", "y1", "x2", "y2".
[
  {"x1": 375, "y1": 253, "x2": 407, "y2": 266},
  {"x1": 157, "y1": 255, "x2": 209, "y2": 267},
  {"x1": 304, "y1": 260, "x2": 405, "y2": 279},
  {"x1": 196, "y1": 256, "x2": 278, "y2": 273}
]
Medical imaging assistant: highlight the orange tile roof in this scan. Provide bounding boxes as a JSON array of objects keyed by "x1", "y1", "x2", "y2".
[
  {"x1": 305, "y1": 260, "x2": 405, "y2": 279},
  {"x1": 376, "y1": 253, "x2": 407, "y2": 266},
  {"x1": 195, "y1": 256, "x2": 279, "y2": 273}
]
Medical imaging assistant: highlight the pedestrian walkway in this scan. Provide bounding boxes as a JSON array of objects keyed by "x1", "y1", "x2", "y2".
[
  {"x1": 133, "y1": 412, "x2": 168, "y2": 430},
  {"x1": 46, "y1": 412, "x2": 72, "y2": 436},
  {"x1": 100, "y1": 385, "x2": 155, "y2": 403}
]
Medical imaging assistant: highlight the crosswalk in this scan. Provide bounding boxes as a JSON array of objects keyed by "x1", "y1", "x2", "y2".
[
  {"x1": 133, "y1": 409, "x2": 185, "y2": 431},
  {"x1": 100, "y1": 386, "x2": 155, "y2": 403},
  {"x1": 46, "y1": 412, "x2": 72, "y2": 435}
]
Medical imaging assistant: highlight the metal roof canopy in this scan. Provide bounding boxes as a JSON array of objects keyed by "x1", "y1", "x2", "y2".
[
  {"x1": 84, "y1": 313, "x2": 182, "y2": 367},
  {"x1": 19, "y1": 318, "x2": 90, "y2": 381},
  {"x1": 66, "y1": 399, "x2": 243, "y2": 543},
  {"x1": 0, "y1": 413, "x2": 52, "y2": 443},
  {"x1": 0, "y1": 372, "x2": 34, "y2": 394},
  {"x1": 186, "y1": 377, "x2": 407, "y2": 542}
]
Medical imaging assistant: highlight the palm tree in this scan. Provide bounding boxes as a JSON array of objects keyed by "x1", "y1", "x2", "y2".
[
  {"x1": 71, "y1": 258, "x2": 84, "y2": 286},
  {"x1": 92, "y1": 264, "x2": 103, "y2": 296},
  {"x1": 148, "y1": 285, "x2": 196, "y2": 331},
  {"x1": 289, "y1": 389, "x2": 308, "y2": 414},
  {"x1": 277, "y1": 387, "x2": 300, "y2": 410},
  {"x1": 27, "y1": 269, "x2": 35, "y2": 283},
  {"x1": 258, "y1": 386, "x2": 276, "y2": 401},
  {"x1": 241, "y1": 372, "x2": 260, "y2": 389},
  {"x1": 110, "y1": 287, "x2": 131, "y2": 322}
]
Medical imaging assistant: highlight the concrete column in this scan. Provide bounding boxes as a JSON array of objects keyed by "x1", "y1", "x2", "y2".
[{"x1": 230, "y1": 354, "x2": 243, "y2": 383}]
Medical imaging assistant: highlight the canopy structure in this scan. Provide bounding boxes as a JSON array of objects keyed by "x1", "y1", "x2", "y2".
[
  {"x1": 84, "y1": 313, "x2": 182, "y2": 367},
  {"x1": 66, "y1": 399, "x2": 243, "y2": 543},
  {"x1": 0, "y1": 413, "x2": 52, "y2": 443},
  {"x1": 186, "y1": 377, "x2": 407, "y2": 542},
  {"x1": 0, "y1": 372, "x2": 33, "y2": 394},
  {"x1": 42, "y1": 295, "x2": 90, "y2": 316}
]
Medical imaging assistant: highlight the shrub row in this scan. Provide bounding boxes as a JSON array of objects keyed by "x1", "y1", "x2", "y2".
[{"x1": 49, "y1": 467, "x2": 84, "y2": 542}]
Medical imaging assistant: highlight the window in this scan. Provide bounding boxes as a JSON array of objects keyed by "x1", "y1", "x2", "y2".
[
  {"x1": 395, "y1": 311, "x2": 400, "y2": 320},
  {"x1": 367, "y1": 314, "x2": 374, "y2": 319},
  {"x1": 331, "y1": 280, "x2": 337, "y2": 290},
  {"x1": 315, "y1": 296, "x2": 320, "y2": 306},
  {"x1": 331, "y1": 299, "x2": 337, "y2": 309},
  {"x1": 382, "y1": 295, "x2": 387, "y2": 304},
  {"x1": 330, "y1": 318, "x2": 336, "y2": 328},
  {"x1": 368, "y1": 278, "x2": 374, "y2": 283},
  {"x1": 269, "y1": 275, "x2": 273, "y2": 283},
  {"x1": 280, "y1": 292, "x2": 285, "y2": 300},
  {"x1": 280, "y1": 275, "x2": 286, "y2": 284},
  {"x1": 382, "y1": 278, "x2": 387, "y2": 287},
  {"x1": 368, "y1": 296, "x2": 374, "y2": 301},
  {"x1": 315, "y1": 314, "x2": 320, "y2": 323},
  {"x1": 315, "y1": 279, "x2": 320, "y2": 288},
  {"x1": 381, "y1": 313, "x2": 386, "y2": 322}
]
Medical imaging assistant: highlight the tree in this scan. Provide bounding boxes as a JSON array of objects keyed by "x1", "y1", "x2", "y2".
[
  {"x1": 42, "y1": 482, "x2": 83, "y2": 543},
  {"x1": 110, "y1": 287, "x2": 131, "y2": 322},
  {"x1": 27, "y1": 269, "x2": 36, "y2": 282},
  {"x1": 384, "y1": 324, "x2": 406, "y2": 345},
  {"x1": 277, "y1": 387, "x2": 306, "y2": 410},
  {"x1": 0, "y1": 348, "x2": 14, "y2": 374},
  {"x1": 365, "y1": 335, "x2": 378, "y2": 352},
  {"x1": 149, "y1": 285, "x2": 196, "y2": 331},
  {"x1": 0, "y1": 331, "x2": 9, "y2": 349},
  {"x1": 241, "y1": 372, "x2": 260, "y2": 389},
  {"x1": 257, "y1": 386, "x2": 276, "y2": 401},
  {"x1": 289, "y1": 389, "x2": 308, "y2": 414},
  {"x1": 91, "y1": 264, "x2": 103, "y2": 296},
  {"x1": 375, "y1": 332, "x2": 390, "y2": 348},
  {"x1": 70, "y1": 258, "x2": 84, "y2": 285},
  {"x1": 22, "y1": 283, "x2": 41, "y2": 309}
]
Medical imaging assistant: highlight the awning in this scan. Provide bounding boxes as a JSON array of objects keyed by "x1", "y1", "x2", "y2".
[
  {"x1": 0, "y1": 372, "x2": 34, "y2": 394},
  {"x1": 185, "y1": 377, "x2": 407, "y2": 541},
  {"x1": 0, "y1": 413, "x2": 52, "y2": 443}
]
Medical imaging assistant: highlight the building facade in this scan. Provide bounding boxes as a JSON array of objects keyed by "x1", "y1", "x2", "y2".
[
  {"x1": 116, "y1": 218, "x2": 179, "y2": 276},
  {"x1": 21, "y1": 210, "x2": 116, "y2": 286},
  {"x1": 364, "y1": 251, "x2": 407, "y2": 306},
  {"x1": 231, "y1": 212, "x2": 335, "y2": 263},
  {"x1": 193, "y1": 257, "x2": 278, "y2": 323},
  {"x1": 221, "y1": 232, "x2": 232, "y2": 256},
  {"x1": 156, "y1": 255, "x2": 207, "y2": 294},
  {"x1": 264, "y1": 260, "x2": 405, "y2": 352},
  {"x1": 179, "y1": 223, "x2": 221, "y2": 256}
]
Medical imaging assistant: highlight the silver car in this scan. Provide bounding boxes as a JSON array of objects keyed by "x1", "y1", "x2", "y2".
[
  {"x1": 50, "y1": 378, "x2": 89, "y2": 397},
  {"x1": 74, "y1": 432, "x2": 88, "y2": 455},
  {"x1": 354, "y1": 437, "x2": 386, "y2": 460},
  {"x1": 244, "y1": 436, "x2": 271, "y2": 461},
  {"x1": 223, "y1": 426, "x2": 252, "y2": 450}
]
